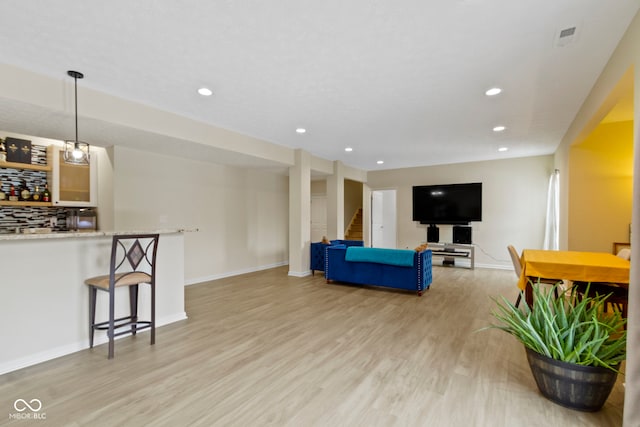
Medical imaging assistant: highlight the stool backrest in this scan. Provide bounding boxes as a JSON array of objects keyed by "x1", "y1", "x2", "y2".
[{"x1": 109, "y1": 234, "x2": 160, "y2": 287}]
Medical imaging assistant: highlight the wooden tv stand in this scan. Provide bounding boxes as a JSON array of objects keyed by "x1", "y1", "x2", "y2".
[{"x1": 428, "y1": 242, "x2": 475, "y2": 269}]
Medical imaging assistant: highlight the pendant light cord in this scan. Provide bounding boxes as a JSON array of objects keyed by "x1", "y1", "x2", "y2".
[
  {"x1": 74, "y1": 74, "x2": 78, "y2": 144},
  {"x1": 67, "y1": 70, "x2": 84, "y2": 145}
]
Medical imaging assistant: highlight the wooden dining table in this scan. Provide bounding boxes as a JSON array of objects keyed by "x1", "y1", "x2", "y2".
[{"x1": 517, "y1": 249, "x2": 631, "y2": 307}]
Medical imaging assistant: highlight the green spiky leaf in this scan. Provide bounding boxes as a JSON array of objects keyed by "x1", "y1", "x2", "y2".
[{"x1": 482, "y1": 281, "x2": 626, "y2": 372}]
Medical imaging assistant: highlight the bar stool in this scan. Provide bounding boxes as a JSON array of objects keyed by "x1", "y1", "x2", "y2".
[{"x1": 85, "y1": 234, "x2": 159, "y2": 359}]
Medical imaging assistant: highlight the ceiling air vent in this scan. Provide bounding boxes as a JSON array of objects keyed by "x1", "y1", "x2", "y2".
[
  {"x1": 560, "y1": 27, "x2": 576, "y2": 38},
  {"x1": 555, "y1": 26, "x2": 579, "y2": 47}
]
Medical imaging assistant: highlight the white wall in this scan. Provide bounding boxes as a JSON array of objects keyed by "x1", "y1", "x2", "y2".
[
  {"x1": 110, "y1": 146, "x2": 289, "y2": 284},
  {"x1": 366, "y1": 155, "x2": 554, "y2": 268},
  {"x1": 310, "y1": 179, "x2": 327, "y2": 195},
  {"x1": 96, "y1": 146, "x2": 114, "y2": 231}
]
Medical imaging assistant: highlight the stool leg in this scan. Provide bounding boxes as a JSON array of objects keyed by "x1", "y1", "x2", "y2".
[
  {"x1": 108, "y1": 286, "x2": 115, "y2": 359},
  {"x1": 89, "y1": 286, "x2": 97, "y2": 348},
  {"x1": 150, "y1": 282, "x2": 156, "y2": 346},
  {"x1": 129, "y1": 284, "x2": 139, "y2": 336}
]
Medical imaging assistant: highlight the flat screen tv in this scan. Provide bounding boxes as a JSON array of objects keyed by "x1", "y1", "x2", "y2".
[{"x1": 412, "y1": 182, "x2": 482, "y2": 225}]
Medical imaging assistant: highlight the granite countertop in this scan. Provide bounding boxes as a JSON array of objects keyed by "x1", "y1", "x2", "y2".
[{"x1": 0, "y1": 228, "x2": 197, "y2": 241}]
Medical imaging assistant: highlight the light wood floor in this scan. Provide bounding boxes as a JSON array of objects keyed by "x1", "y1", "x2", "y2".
[{"x1": 1, "y1": 266, "x2": 625, "y2": 426}]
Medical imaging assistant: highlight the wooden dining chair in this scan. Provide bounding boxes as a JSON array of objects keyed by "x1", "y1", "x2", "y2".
[
  {"x1": 573, "y1": 248, "x2": 630, "y2": 318},
  {"x1": 85, "y1": 234, "x2": 159, "y2": 359},
  {"x1": 507, "y1": 245, "x2": 562, "y2": 308}
]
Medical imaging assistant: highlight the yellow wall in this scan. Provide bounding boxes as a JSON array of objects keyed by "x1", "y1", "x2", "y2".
[{"x1": 569, "y1": 121, "x2": 633, "y2": 252}]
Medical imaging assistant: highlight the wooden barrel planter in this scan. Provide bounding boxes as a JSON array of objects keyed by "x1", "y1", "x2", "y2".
[{"x1": 525, "y1": 347, "x2": 619, "y2": 412}]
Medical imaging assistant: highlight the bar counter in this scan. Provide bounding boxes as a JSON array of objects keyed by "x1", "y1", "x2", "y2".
[
  {"x1": 0, "y1": 229, "x2": 189, "y2": 240},
  {"x1": 0, "y1": 229, "x2": 188, "y2": 374}
]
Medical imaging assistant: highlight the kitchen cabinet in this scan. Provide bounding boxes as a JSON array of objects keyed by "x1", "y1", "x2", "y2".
[{"x1": 49, "y1": 146, "x2": 97, "y2": 207}]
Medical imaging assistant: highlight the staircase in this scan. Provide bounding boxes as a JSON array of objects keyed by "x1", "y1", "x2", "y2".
[{"x1": 345, "y1": 208, "x2": 363, "y2": 240}]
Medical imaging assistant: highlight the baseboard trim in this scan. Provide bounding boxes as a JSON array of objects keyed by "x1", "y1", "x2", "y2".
[
  {"x1": 476, "y1": 263, "x2": 512, "y2": 270},
  {"x1": 288, "y1": 270, "x2": 312, "y2": 277},
  {"x1": 185, "y1": 261, "x2": 289, "y2": 286},
  {"x1": 0, "y1": 312, "x2": 188, "y2": 375}
]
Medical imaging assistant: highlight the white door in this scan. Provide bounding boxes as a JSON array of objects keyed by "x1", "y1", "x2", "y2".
[
  {"x1": 311, "y1": 195, "x2": 327, "y2": 242},
  {"x1": 371, "y1": 190, "x2": 397, "y2": 248}
]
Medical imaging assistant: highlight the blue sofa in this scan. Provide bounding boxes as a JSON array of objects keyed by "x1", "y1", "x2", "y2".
[
  {"x1": 325, "y1": 246, "x2": 433, "y2": 295},
  {"x1": 310, "y1": 239, "x2": 364, "y2": 275}
]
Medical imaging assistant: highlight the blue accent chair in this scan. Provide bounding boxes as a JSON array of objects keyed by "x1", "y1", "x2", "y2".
[{"x1": 310, "y1": 240, "x2": 363, "y2": 275}]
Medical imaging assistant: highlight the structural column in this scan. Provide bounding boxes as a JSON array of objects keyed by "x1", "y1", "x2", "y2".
[
  {"x1": 362, "y1": 183, "x2": 371, "y2": 246},
  {"x1": 288, "y1": 149, "x2": 311, "y2": 276},
  {"x1": 326, "y1": 160, "x2": 345, "y2": 240}
]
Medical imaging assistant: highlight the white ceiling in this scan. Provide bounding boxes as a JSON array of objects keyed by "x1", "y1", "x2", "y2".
[{"x1": 0, "y1": 0, "x2": 637, "y2": 171}]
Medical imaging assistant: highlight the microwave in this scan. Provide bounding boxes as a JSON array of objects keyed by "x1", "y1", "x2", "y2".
[{"x1": 67, "y1": 208, "x2": 97, "y2": 231}]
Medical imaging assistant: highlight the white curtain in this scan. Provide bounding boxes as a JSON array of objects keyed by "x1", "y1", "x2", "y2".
[{"x1": 543, "y1": 170, "x2": 560, "y2": 250}]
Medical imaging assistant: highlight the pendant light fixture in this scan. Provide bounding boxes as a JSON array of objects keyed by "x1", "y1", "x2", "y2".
[{"x1": 63, "y1": 70, "x2": 90, "y2": 165}]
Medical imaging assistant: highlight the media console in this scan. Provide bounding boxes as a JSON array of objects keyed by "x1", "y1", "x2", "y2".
[{"x1": 428, "y1": 242, "x2": 475, "y2": 269}]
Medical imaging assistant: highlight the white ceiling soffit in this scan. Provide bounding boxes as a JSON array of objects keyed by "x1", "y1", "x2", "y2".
[
  {"x1": 0, "y1": 97, "x2": 291, "y2": 171},
  {"x1": 0, "y1": 0, "x2": 638, "y2": 171}
]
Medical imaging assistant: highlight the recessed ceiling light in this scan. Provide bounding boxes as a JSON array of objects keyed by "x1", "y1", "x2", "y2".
[
  {"x1": 198, "y1": 87, "x2": 213, "y2": 96},
  {"x1": 377, "y1": 160, "x2": 384, "y2": 165},
  {"x1": 345, "y1": 147, "x2": 353, "y2": 152},
  {"x1": 296, "y1": 128, "x2": 306, "y2": 134},
  {"x1": 498, "y1": 147, "x2": 509, "y2": 152},
  {"x1": 493, "y1": 125, "x2": 506, "y2": 132},
  {"x1": 485, "y1": 87, "x2": 502, "y2": 96}
]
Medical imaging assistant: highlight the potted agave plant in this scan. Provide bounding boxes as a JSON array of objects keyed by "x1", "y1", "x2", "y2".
[{"x1": 486, "y1": 282, "x2": 626, "y2": 412}]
